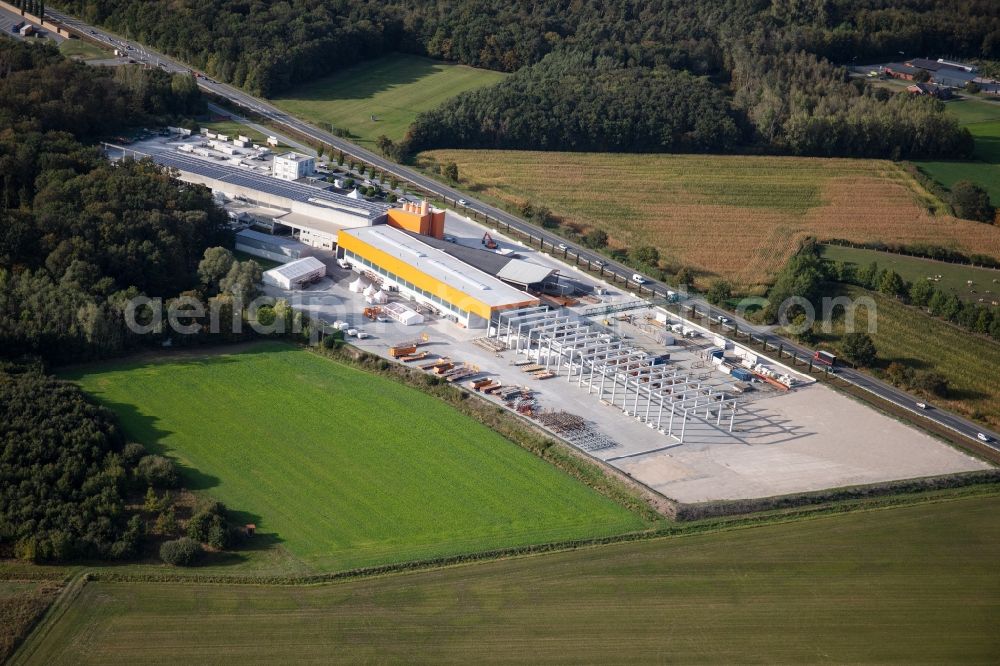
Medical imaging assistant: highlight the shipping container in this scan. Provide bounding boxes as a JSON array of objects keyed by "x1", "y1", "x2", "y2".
[
  {"x1": 389, "y1": 345, "x2": 417, "y2": 358},
  {"x1": 731, "y1": 368, "x2": 753, "y2": 382}
]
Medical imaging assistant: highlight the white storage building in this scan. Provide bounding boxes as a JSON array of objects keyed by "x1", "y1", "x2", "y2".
[{"x1": 262, "y1": 256, "x2": 327, "y2": 290}]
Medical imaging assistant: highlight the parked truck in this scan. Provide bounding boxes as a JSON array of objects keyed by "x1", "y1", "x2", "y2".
[{"x1": 813, "y1": 350, "x2": 837, "y2": 368}]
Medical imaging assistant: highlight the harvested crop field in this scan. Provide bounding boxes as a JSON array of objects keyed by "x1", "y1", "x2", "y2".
[
  {"x1": 19, "y1": 495, "x2": 1000, "y2": 664},
  {"x1": 419, "y1": 150, "x2": 1000, "y2": 287}
]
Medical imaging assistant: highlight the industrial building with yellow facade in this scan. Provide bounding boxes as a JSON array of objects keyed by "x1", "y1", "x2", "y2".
[
  {"x1": 141, "y1": 141, "x2": 543, "y2": 328},
  {"x1": 339, "y1": 226, "x2": 541, "y2": 328}
]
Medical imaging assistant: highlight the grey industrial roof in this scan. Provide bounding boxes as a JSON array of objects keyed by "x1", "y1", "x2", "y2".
[
  {"x1": 409, "y1": 232, "x2": 511, "y2": 274},
  {"x1": 236, "y1": 228, "x2": 301, "y2": 247},
  {"x1": 405, "y1": 231, "x2": 554, "y2": 285},
  {"x1": 495, "y1": 260, "x2": 554, "y2": 286},
  {"x1": 147, "y1": 149, "x2": 389, "y2": 219},
  {"x1": 932, "y1": 69, "x2": 977, "y2": 85},
  {"x1": 263, "y1": 256, "x2": 326, "y2": 281},
  {"x1": 342, "y1": 226, "x2": 536, "y2": 308}
]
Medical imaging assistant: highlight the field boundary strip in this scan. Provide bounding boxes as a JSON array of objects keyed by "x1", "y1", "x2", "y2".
[
  {"x1": 16, "y1": 481, "x2": 995, "y2": 591},
  {"x1": 8, "y1": 572, "x2": 88, "y2": 666}
]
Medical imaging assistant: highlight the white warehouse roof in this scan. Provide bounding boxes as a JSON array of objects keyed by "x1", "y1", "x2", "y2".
[{"x1": 263, "y1": 256, "x2": 326, "y2": 283}]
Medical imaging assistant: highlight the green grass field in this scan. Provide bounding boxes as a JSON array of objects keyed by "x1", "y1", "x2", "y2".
[
  {"x1": 62, "y1": 343, "x2": 646, "y2": 571},
  {"x1": 916, "y1": 97, "x2": 1000, "y2": 203},
  {"x1": 819, "y1": 285, "x2": 1000, "y2": 428},
  {"x1": 19, "y1": 495, "x2": 1000, "y2": 664},
  {"x1": 57, "y1": 39, "x2": 110, "y2": 61},
  {"x1": 821, "y1": 244, "x2": 1000, "y2": 306},
  {"x1": 271, "y1": 54, "x2": 505, "y2": 146}
]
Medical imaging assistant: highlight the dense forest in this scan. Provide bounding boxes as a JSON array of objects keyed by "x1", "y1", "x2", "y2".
[
  {"x1": 0, "y1": 38, "x2": 226, "y2": 363},
  {"x1": 403, "y1": 50, "x2": 972, "y2": 158},
  {"x1": 0, "y1": 364, "x2": 240, "y2": 564},
  {"x1": 51, "y1": 0, "x2": 993, "y2": 159},
  {"x1": 51, "y1": 0, "x2": 1000, "y2": 93},
  {"x1": 403, "y1": 53, "x2": 742, "y2": 154},
  {"x1": 0, "y1": 39, "x2": 247, "y2": 565},
  {"x1": 0, "y1": 365, "x2": 145, "y2": 561}
]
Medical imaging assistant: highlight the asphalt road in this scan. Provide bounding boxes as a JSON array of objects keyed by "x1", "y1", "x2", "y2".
[{"x1": 42, "y1": 8, "x2": 1000, "y2": 450}]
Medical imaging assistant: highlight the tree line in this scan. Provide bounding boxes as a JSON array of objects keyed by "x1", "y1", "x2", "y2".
[
  {"x1": 0, "y1": 39, "x2": 255, "y2": 564},
  {"x1": 828, "y1": 258, "x2": 1000, "y2": 341},
  {"x1": 759, "y1": 242, "x2": 1000, "y2": 342},
  {"x1": 50, "y1": 0, "x2": 1000, "y2": 94},
  {"x1": 49, "y1": 0, "x2": 995, "y2": 160}
]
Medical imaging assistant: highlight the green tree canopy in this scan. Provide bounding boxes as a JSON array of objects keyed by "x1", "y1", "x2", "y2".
[
  {"x1": 842, "y1": 332, "x2": 878, "y2": 367},
  {"x1": 950, "y1": 181, "x2": 995, "y2": 223}
]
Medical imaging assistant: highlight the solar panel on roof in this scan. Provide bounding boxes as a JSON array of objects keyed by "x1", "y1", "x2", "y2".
[{"x1": 148, "y1": 148, "x2": 389, "y2": 218}]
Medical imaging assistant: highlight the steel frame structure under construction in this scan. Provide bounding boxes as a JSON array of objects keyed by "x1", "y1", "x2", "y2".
[{"x1": 493, "y1": 307, "x2": 739, "y2": 443}]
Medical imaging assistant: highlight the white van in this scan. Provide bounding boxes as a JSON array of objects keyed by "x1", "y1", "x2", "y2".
[{"x1": 631, "y1": 274, "x2": 646, "y2": 285}]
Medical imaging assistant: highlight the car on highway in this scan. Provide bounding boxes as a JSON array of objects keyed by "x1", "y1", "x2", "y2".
[
  {"x1": 916, "y1": 402, "x2": 928, "y2": 409},
  {"x1": 978, "y1": 432, "x2": 992, "y2": 443},
  {"x1": 557, "y1": 243, "x2": 568, "y2": 251},
  {"x1": 457, "y1": 199, "x2": 468, "y2": 206},
  {"x1": 631, "y1": 273, "x2": 646, "y2": 285},
  {"x1": 717, "y1": 316, "x2": 730, "y2": 324}
]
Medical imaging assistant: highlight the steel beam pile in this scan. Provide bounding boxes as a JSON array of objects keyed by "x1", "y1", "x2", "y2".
[{"x1": 494, "y1": 307, "x2": 739, "y2": 443}]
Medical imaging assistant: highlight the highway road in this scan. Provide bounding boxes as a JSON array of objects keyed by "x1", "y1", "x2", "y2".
[{"x1": 43, "y1": 8, "x2": 1000, "y2": 450}]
